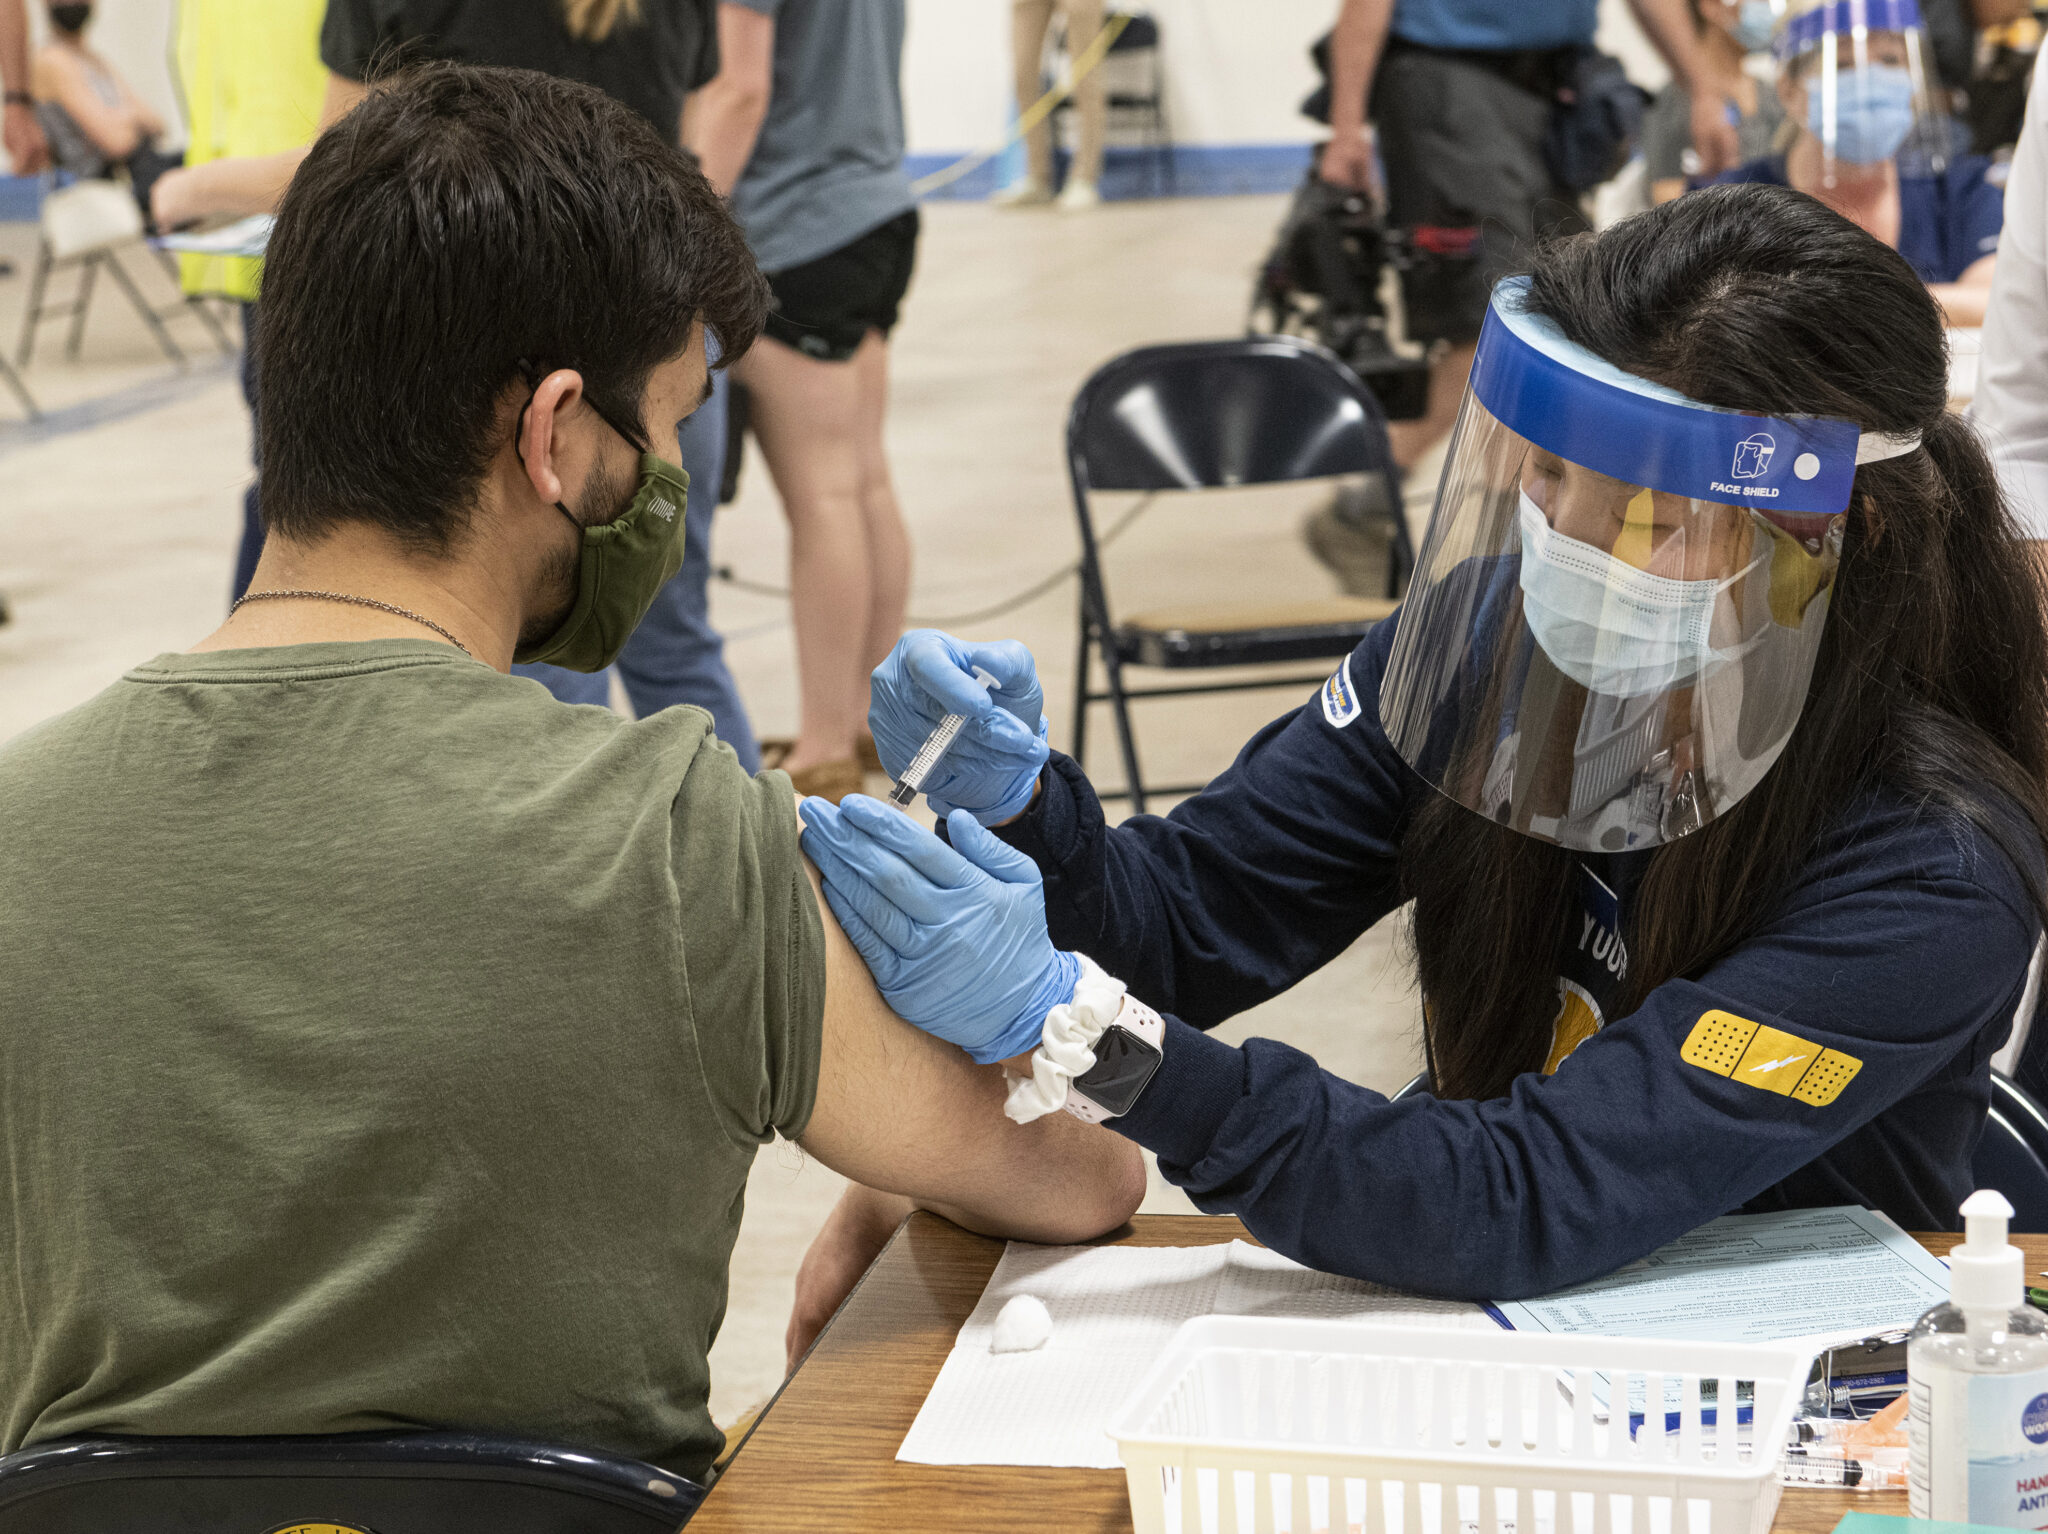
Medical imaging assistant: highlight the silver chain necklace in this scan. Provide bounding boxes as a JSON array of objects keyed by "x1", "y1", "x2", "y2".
[{"x1": 229, "y1": 589, "x2": 473, "y2": 659}]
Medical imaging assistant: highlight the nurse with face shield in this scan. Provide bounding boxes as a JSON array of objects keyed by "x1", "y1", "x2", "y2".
[
  {"x1": 793, "y1": 186, "x2": 2048, "y2": 1306},
  {"x1": 1377, "y1": 275, "x2": 1868, "y2": 852},
  {"x1": 1709, "y1": 0, "x2": 2001, "y2": 323}
]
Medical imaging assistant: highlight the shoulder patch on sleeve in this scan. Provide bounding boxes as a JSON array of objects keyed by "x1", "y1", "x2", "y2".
[
  {"x1": 1680, "y1": 1010, "x2": 1861, "y2": 1106},
  {"x1": 1321, "y1": 654, "x2": 1362, "y2": 729}
]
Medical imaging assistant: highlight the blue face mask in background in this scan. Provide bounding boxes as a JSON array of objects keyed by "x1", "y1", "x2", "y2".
[
  {"x1": 1807, "y1": 63, "x2": 1917, "y2": 164},
  {"x1": 1733, "y1": 0, "x2": 1776, "y2": 53}
]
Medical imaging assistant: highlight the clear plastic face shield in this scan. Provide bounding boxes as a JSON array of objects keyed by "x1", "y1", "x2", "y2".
[
  {"x1": 1775, "y1": 0, "x2": 1949, "y2": 182},
  {"x1": 1704, "y1": 0, "x2": 1788, "y2": 56},
  {"x1": 1378, "y1": 279, "x2": 1918, "y2": 853}
]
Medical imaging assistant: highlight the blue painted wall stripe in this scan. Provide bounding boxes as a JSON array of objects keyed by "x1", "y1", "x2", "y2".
[
  {"x1": 907, "y1": 142, "x2": 1312, "y2": 202},
  {"x1": 6, "y1": 144, "x2": 1311, "y2": 225}
]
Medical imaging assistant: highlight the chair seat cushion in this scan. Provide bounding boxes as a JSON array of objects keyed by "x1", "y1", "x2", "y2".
[{"x1": 1111, "y1": 596, "x2": 1397, "y2": 668}]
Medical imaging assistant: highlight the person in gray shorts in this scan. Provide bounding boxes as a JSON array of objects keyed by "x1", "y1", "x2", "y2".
[
  {"x1": 1305, "y1": 0, "x2": 1737, "y2": 593},
  {"x1": 691, "y1": 0, "x2": 917, "y2": 804}
]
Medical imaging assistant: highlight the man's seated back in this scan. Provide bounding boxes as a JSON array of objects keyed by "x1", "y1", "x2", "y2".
[{"x1": 0, "y1": 62, "x2": 1143, "y2": 1484}]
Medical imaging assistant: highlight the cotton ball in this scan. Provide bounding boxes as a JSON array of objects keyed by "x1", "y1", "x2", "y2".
[{"x1": 989, "y1": 1293, "x2": 1054, "y2": 1354}]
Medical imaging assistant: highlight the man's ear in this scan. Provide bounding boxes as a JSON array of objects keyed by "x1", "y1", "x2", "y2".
[{"x1": 515, "y1": 368, "x2": 587, "y2": 508}]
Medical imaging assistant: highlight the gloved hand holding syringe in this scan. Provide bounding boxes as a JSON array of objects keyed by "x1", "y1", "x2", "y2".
[
  {"x1": 888, "y1": 668, "x2": 1000, "y2": 806},
  {"x1": 867, "y1": 630, "x2": 1052, "y2": 823}
]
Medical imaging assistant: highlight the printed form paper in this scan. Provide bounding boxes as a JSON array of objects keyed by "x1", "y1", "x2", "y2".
[
  {"x1": 1493, "y1": 1205, "x2": 1951, "y2": 1345},
  {"x1": 896, "y1": 1239, "x2": 1493, "y2": 1469},
  {"x1": 155, "y1": 215, "x2": 274, "y2": 259}
]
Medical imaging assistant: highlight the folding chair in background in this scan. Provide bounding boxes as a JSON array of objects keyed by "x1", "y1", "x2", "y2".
[
  {"x1": 1067, "y1": 335, "x2": 1402, "y2": 813},
  {"x1": 15, "y1": 180, "x2": 232, "y2": 369},
  {"x1": 0, "y1": 352, "x2": 36, "y2": 420}
]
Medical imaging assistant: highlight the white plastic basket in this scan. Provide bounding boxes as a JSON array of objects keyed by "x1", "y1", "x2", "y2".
[{"x1": 1107, "y1": 1318, "x2": 1815, "y2": 1534}]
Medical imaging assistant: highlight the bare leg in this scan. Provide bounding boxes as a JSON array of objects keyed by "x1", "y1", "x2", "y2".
[
  {"x1": 737, "y1": 333, "x2": 902, "y2": 774},
  {"x1": 850, "y1": 330, "x2": 911, "y2": 682},
  {"x1": 1063, "y1": 0, "x2": 1108, "y2": 188},
  {"x1": 1386, "y1": 340, "x2": 1477, "y2": 474},
  {"x1": 1013, "y1": 0, "x2": 1057, "y2": 189}
]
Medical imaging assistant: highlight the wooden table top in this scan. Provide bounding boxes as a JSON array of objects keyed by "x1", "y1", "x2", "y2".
[{"x1": 691, "y1": 1213, "x2": 2045, "y2": 1534}]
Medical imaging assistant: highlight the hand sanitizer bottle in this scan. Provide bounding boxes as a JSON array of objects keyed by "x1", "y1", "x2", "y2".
[{"x1": 1909, "y1": 1190, "x2": 2048, "y2": 1526}]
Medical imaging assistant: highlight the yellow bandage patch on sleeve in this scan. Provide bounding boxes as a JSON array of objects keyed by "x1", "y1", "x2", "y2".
[
  {"x1": 1680, "y1": 1010, "x2": 1861, "y2": 1106},
  {"x1": 1790, "y1": 1049, "x2": 1863, "y2": 1106},
  {"x1": 1732, "y1": 1025, "x2": 1823, "y2": 1094},
  {"x1": 1679, "y1": 1010, "x2": 1757, "y2": 1074}
]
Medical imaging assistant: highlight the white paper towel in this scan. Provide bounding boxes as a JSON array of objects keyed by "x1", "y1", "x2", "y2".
[{"x1": 896, "y1": 1240, "x2": 1496, "y2": 1469}]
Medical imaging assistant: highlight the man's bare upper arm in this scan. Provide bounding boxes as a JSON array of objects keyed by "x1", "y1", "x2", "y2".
[{"x1": 791, "y1": 840, "x2": 1145, "y2": 1245}]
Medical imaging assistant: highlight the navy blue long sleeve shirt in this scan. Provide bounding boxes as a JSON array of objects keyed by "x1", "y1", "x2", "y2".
[{"x1": 993, "y1": 615, "x2": 2040, "y2": 1300}]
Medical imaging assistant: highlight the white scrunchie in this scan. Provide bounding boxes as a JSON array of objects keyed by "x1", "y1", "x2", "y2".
[{"x1": 1002, "y1": 952, "x2": 1126, "y2": 1124}]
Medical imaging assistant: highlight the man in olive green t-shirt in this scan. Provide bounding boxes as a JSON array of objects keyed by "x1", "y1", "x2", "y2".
[{"x1": 0, "y1": 63, "x2": 1141, "y2": 1486}]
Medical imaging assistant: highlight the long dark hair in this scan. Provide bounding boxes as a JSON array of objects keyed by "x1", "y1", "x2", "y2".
[{"x1": 1404, "y1": 183, "x2": 2048, "y2": 1101}]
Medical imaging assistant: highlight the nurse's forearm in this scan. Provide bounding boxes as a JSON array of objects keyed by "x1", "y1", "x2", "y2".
[
  {"x1": 1933, "y1": 284, "x2": 1990, "y2": 327},
  {"x1": 1933, "y1": 257, "x2": 1997, "y2": 328},
  {"x1": 153, "y1": 148, "x2": 308, "y2": 225}
]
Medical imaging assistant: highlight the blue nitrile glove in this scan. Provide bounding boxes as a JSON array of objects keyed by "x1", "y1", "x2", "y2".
[
  {"x1": 799, "y1": 793, "x2": 1081, "y2": 1064},
  {"x1": 869, "y1": 629, "x2": 1050, "y2": 824}
]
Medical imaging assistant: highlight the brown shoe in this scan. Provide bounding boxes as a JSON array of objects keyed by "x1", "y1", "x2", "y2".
[{"x1": 786, "y1": 756, "x2": 866, "y2": 804}]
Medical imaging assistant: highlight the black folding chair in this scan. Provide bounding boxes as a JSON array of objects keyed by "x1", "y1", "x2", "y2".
[
  {"x1": 1068, "y1": 335, "x2": 1400, "y2": 813},
  {"x1": 1103, "y1": 11, "x2": 1172, "y2": 196},
  {"x1": 0, "y1": 1429, "x2": 704, "y2": 1532},
  {"x1": 1978, "y1": 1070, "x2": 2048, "y2": 1233}
]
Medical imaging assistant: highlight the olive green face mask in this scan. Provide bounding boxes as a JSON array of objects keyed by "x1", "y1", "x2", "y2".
[{"x1": 513, "y1": 407, "x2": 690, "y2": 674}]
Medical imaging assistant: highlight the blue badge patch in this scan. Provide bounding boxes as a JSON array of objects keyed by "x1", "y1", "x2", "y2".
[{"x1": 1322, "y1": 655, "x2": 1362, "y2": 729}]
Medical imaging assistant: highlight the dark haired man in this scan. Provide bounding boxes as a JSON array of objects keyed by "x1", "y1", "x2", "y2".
[{"x1": 0, "y1": 63, "x2": 1143, "y2": 1487}]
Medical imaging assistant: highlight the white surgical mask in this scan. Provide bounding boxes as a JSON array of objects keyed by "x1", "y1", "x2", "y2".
[{"x1": 1516, "y1": 492, "x2": 1761, "y2": 697}]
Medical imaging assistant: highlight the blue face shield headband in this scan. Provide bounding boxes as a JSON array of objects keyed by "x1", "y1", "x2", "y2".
[
  {"x1": 1469, "y1": 278, "x2": 1918, "y2": 530},
  {"x1": 1376, "y1": 278, "x2": 1920, "y2": 853},
  {"x1": 1774, "y1": 0, "x2": 1923, "y2": 59}
]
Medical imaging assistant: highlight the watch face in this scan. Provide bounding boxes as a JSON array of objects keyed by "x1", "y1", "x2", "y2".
[{"x1": 1075, "y1": 1023, "x2": 1163, "y2": 1118}]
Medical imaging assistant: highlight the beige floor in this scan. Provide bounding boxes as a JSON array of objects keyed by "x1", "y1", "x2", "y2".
[{"x1": 0, "y1": 195, "x2": 1428, "y2": 1427}]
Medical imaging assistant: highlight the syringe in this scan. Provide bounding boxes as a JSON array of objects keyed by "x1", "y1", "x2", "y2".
[{"x1": 888, "y1": 667, "x2": 999, "y2": 807}]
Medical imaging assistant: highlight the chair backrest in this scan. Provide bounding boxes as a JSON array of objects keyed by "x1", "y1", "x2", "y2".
[
  {"x1": 1066, "y1": 336, "x2": 1394, "y2": 499},
  {"x1": 1976, "y1": 1071, "x2": 2048, "y2": 1233},
  {"x1": 1108, "y1": 11, "x2": 1161, "y2": 49},
  {"x1": 41, "y1": 180, "x2": 142, "y2": 261},
  {"x1": 0, "y1": 1430, "x2": 702, "y2": 1533},
  {"x1": 1387, "y1": 1070, "x2": 1431, "y2": 1101}
]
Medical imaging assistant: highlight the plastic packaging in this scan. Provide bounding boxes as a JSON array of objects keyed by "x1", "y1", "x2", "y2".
[{"x1": 1907, "y1": 1189, "x2": 2048, "y2": 1526}]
